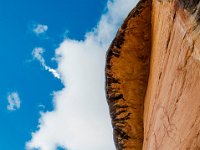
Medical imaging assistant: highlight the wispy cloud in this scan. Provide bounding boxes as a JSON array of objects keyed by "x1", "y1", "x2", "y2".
[
  {"x1": 33, "y1": 24, "x2": 48, "y2": 35},
  {"x1": 32, "y1": 47, "x2": 60, "y2": 79},
  {"x1": 7, "y1": 92, "x2": 21, "y2": 111},
  {"x1": 26, "y1": 0, "x2": 138, "y2": 150}
]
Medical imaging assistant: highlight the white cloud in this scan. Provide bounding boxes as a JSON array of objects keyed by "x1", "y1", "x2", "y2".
[
  {"x1": 33, "y1": 24, "x2": 48, "y2": 35},
  {"x1": 32, "y1": 47, "x2": 60, "y2": 79},
  {"x1": 7, "y1": 92, "x2": 21, "y2": 111},
  {"x1": 26, "y1": 0, "x2": 138, "y2": 150}
]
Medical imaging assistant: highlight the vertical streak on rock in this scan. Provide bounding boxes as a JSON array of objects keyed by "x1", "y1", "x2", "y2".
[{"x1": 105, "y1": 0, "x2": 152, "y2": 149}]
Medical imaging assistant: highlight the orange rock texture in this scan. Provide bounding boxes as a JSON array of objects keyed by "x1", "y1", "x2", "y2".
[
  {"x1": 105, "y1": 0, "x2": 151, "y2": 149},
  {"x1": 106, "y1": 0, "x2": 200, "y2": 149}
]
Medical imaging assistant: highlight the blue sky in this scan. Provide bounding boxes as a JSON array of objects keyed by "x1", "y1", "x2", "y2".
[{"x1": 0, "y1": 0, "x2": 137, "y2": 149}]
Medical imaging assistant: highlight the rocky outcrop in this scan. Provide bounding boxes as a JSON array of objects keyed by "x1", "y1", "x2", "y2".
[
  {"x1": 105, "y1": 0, "x2": 151, "y2": 149},
  {"x1": 143, "y1": 0, "x2": 200, "y2": 149},
  {"x1": 106, "y1": 0, "x2": 200, "y2": 149}
]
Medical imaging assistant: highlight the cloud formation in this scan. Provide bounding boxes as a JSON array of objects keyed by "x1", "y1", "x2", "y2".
[
  {"x1": 7, "y1": 92, "x2": 21, "y2": 111},
  {"x1": 32, "y1": 47, "x2": 60, "y2": 79},
  {"x1": 33, "y1": 24, "x2": 48, "y2": 35},
  {"x1": 27, "y1": 0, "x2": 138, "y2": 150}
]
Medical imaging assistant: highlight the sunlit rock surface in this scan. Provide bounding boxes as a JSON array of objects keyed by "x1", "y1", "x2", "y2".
[
  {"x1": 106, "y1": 0, "x2": 200, "y2": 149},
  {"x1": 144, "y1": 0, "x2": 200, "y2": 149}
]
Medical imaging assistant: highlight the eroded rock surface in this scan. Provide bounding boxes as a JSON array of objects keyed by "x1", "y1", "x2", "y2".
[
  {"x1": 143, "y1": 0, "x2": 200, "y2": 149},
  {"x1": 106, "y1": 0, "x2": 200, "y2": 149},
  {"x1": 105, "y1": 0, "x2": 151, "y2": 149}
]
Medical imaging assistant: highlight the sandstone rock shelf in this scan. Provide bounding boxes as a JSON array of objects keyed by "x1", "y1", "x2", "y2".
[{"x1": 106, "y1": 0, "x2": 200, "y2": 149}]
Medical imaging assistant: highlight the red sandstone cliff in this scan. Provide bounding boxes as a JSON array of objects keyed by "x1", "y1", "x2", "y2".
[{"x1": 106, "y1": 0, "x2": 200, "y2": 149}]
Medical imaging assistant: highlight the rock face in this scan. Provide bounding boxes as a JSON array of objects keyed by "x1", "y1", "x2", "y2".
[
  {"x1": 105, "y1": 0, "x2": 151, "y2": 149},
  {"x1": 106, "y1": 0, "x2": 200, "y2": 149},
  {"x1": 144, "y1": 0, "x2": 200, "y2": 149}
]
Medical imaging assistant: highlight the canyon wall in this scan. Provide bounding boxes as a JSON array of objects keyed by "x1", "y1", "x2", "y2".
[
  {"x1": 143, "y1": 0, "x2": 200, "y2": 149},
  {"x1": 106, "y1": 0, "x2": 200, "y2": 149}
]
